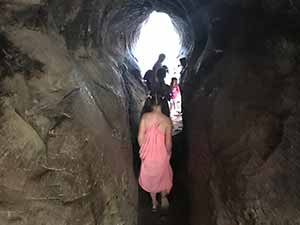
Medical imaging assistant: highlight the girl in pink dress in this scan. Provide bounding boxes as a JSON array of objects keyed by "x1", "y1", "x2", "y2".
[
  {"x1": 170, "y1": 78, "x2": 180, "y2": 111},
  {"x1": 138, "y1": 95, "x2": 173, "y2": 211}
]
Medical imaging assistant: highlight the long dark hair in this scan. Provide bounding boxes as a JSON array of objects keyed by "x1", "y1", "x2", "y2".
[
  {"x1": 141, "y1": 93, "x2": 164, "y2": 116},
  {"x1": 170, "y1": 77, "x2": 178, "y2": 86}
]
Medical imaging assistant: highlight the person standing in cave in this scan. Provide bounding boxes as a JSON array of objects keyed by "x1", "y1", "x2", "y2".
[
  {"x1": 152, "y1": 53, "x2": 166, "y2": 81},
  {"x1": 141, "y1": 68, "x2": 171, "y2": 117},
  {"x1": 153, "y1": 68, "x2": 171, "y2": 117},
  {"x1": 138, "y1": 94, "x2": 173, "y2": 212},
  {"x1": 170, "y1": 77, "x2": 181, "y2": 112},
  {"x1": 143, "y1": 69, "x2": 155, "y2": 92},
  {"x1": 179, "y1": 57, "x2": 187, "y2": 85},
  {"x1": 162, "y1": 65, "x2": 169, "y2": 74}
]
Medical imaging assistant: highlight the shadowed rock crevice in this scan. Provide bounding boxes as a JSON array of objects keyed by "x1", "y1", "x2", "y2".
[{"x1": 184, "y1": 2, "x2": 300, "y2": 225}]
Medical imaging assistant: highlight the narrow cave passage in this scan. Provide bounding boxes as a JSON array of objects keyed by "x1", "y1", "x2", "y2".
[{"x1": 130, "y1": 10, "x2": 189, "y2": 225}]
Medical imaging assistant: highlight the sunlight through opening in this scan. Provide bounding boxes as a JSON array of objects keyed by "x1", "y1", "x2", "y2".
[{"x1": 133, "y1": 11, "x2": 182, "y2": 84}]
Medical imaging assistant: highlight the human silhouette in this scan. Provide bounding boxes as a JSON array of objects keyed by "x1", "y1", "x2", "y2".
[
  {"x1": 152, "y1": 53, "x2": 166, "y2": 82},
  {"x1": 143, "y1": 70, "x2": 155, "y2": 92},
  {"x1": 179, "y1": 57, "x2": 187, "y2": 84},
  {"x1": 152, "y1": 68, "x2": 171, "y2": 117}
]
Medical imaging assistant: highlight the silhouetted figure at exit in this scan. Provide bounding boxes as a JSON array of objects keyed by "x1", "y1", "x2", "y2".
[
  {"x1": 162, "y1": 65, "x2": 169, "y2": 74},
  {"x1": 151, "y1": 68, "x2": 171, "y2": 117},
  {"x1": 143, "y1": 70, "x2": 155, "y2": 92},
  {"x1": 179, "y1": 57, "x2": 187, "y2": 84},
  {"x1": 152, "y1": 53, "x2": 166, "y2": 82}
]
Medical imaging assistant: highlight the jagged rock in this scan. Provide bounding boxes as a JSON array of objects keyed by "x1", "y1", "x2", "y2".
[{"x1": 0, "y1": 99, "x2": 46, "y2": 191}]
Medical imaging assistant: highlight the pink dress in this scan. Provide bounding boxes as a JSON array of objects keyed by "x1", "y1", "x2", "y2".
[
  {"x1": 171, "y1": 85, "x2": 180, "y2": 100},
  {"x1": 139, "y1": 120, "x2": 173, "y2": 194}
]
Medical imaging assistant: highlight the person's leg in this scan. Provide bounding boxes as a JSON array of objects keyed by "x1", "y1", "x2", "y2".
[
  {"x1": 172, "y1": 100, "x2": 176, "y2": 110},
  {"x1": 150, "y1": 192, "x2": 158, "y2": 210},
  {"x1": 161, "y1": 191, "x2": 169, "y2": 209}
]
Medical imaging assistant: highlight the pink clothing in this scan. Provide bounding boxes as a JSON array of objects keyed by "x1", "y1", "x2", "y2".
[
  {"x1": 139, "y1": 121, "x2": 173, "y2": 194},
  {"x1": 171, "y1": 85, "x2": 180, "y2": 99}
]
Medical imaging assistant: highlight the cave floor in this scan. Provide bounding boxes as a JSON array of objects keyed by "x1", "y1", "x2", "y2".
[{"x1": 138, "y1": 133, "x2": 189, "y2": 225}]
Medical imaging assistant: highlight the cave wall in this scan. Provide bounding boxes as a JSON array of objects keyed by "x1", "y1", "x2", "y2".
[
  {"x1": 185, "y1": 1, "x2": 300, "y2": 225},
  {"x1": 0, "y1": 1, "x2": 146, "y2": 224}
]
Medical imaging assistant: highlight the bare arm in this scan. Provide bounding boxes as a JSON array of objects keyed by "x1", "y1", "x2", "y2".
[
  {"x1": 138, "y1": 116, "x2": 146, "y2": 147},
  {"x1": 165, "y1": 119, "x2": 172, "y2": 155}
]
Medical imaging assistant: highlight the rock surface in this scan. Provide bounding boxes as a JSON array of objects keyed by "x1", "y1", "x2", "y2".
[
  {"x1": 1, "y1": 0, "x2": 300, "y2": 225},
  {"x1": 0, "y1": 1, "x2": 144, "y2": 224},
  {"x1": 184, "y1": 1, "x2": 300, "y2": 225}
]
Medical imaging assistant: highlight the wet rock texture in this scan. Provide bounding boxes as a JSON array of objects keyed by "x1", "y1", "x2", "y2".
[
  {"x1": 184, "y1": 1, "x2": 300, "y2": 225},
  {"x1": 0, "y1": 1, "x2": 146, "y2": 224}
]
